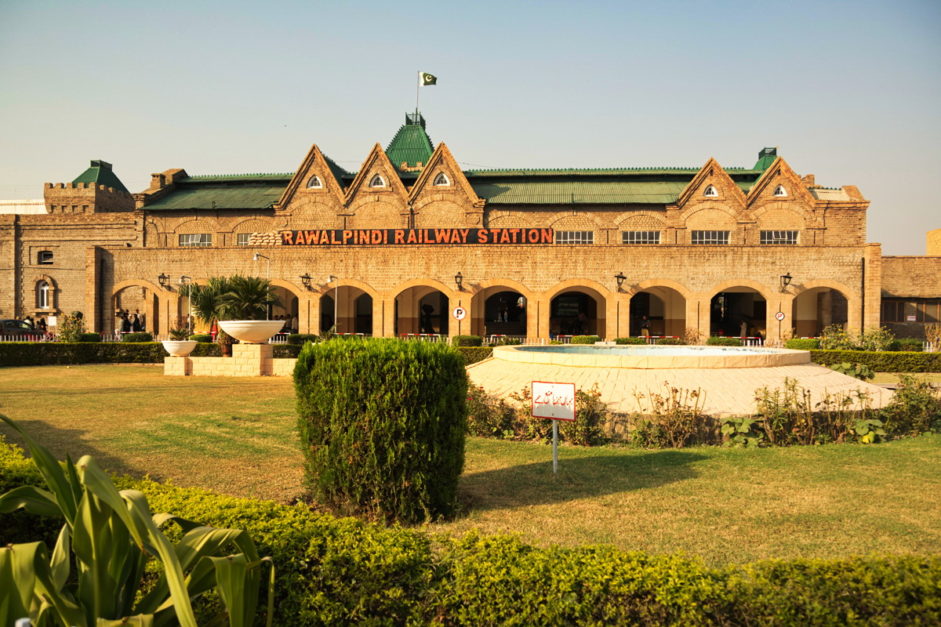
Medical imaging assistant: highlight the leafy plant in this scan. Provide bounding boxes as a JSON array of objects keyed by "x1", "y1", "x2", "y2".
[
  {"x1": 851, "y1": 418, "x2": 886, "y2": 443},
  {"x1": 819, "y1": 324, "x2": 856, "y2": 350},
  {"x1": 631, "y1": 384, "x2": 709, "y2": 448},
  {"x1": 720, "y1": 417, "x2": 764, "y2": 447},
  {"x1": 615, "y1": 337, "x2": 647, "y2": 345},
  {"x1": 828, "y1": 361, "x2": 875, "y2": 381},
  {"x1": 0, "y1": 415, "x2": 274, "y2": 627},
  {"x1": 57, "y1": 311, "x2": 85, "y2": 343},
  {"x1": 168, "y1": 326, "x2": 190, "y2": 340},
  {"x1": 466, "y1": 385, "x2": 519, "y2": 438},
  {"x1": 655, "y1": 337, "x2": 685, "y2": 345},
  {"x1": 570, "y1": 335, "x2": 601, "y2": 344},
  {"x1": 706, "y1": 336, "x2": 742, "y2": 347},
  {"x1": 856, "y1": 326, "x2": 897, "y2": 352},
  {"x1": 879, "y1": 375, "x2": 941, "y2": 436}
]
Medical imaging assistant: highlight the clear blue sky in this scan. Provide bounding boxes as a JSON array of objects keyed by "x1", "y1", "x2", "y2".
[{"x1": 1, "y1": 0, "x2": 938, "y2": 254}]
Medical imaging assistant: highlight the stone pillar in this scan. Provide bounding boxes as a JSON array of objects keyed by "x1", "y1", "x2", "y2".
[
  {"x1": 164, "y1": 355, "x2": 190, "y2": 376},
  {"x1": 525, "y1": 297, "x2": 540, "y2": 341},
  {"x1": 231, "y1": 343, "x2": 273, "y2": 376}
]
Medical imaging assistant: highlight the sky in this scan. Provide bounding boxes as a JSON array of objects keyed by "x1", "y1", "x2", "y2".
[{"x1": 1, "y1": 0, "x2": 938, "y2": 255}]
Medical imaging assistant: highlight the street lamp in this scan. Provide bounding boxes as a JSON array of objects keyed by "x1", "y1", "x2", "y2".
[
  {"x1": 253, "y1": 254, "x2": 271, "y2": 319},
  {"x1": 179, "y1": 276, "x2": 192, "y2": 331},
  {"x1": 780, "y1": 273, "x2": 793, "y2": 292},
  {"x1": 157, "y1": 273, "x2": 170, "y2": 289},
  {"x1": 614, "y1": 272, "x2": 627, "y2": 291},
  {"x1": 454, "y1": 271, "x2": 464, "y2": 291},
  {"x1": 299, "y1": 273, "x2": 312, "y2": 289}
]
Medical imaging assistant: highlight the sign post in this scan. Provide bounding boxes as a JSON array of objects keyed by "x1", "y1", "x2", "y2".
[
  {"x1": 775, "y1": 310, "x2": 786, "y2": 342},
  {"x1": 452, "y1": 304, "x2": 466, "y2": 337},
  {"x1": 531, "y1": 381, "x2": 576, "y2": 473}
]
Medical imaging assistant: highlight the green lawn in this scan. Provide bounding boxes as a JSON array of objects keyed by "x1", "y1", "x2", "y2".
[{"x1": 1, "y1": 364, "x2": 939, "y2": 565}]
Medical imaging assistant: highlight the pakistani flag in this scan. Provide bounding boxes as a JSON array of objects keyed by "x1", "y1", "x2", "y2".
[{"x1": 420, "y1": 72, "x2": 437, "y2": 86}]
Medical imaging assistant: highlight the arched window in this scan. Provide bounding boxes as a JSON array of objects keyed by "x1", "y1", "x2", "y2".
[
  {"x1": 306, "y1": 175, "x2": 323, "y2": 189},
  {"x1": 433, "y1": 172, "x2": 450, "y2": 186},
  {"x1": 703, "y1": 185, "x2": 719, "y2": 197},
  {"x1": 369, "y1": 174, "x2": 386, "y2": 188},
  {"x1": 773, "y1": 184, "x2": 787, "y2": 197},
  {"x1": 37, "y1": 281, "x2": 50, "y2": 309}
]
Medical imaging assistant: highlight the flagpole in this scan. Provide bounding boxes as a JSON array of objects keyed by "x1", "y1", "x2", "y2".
[{"x1": 415, "y1": 70, "x2": 420, "y2": 118}]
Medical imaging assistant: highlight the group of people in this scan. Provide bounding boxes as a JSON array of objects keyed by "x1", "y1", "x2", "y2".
[
  {"x1": 22, "y1": 315, "x2": 49, "y2": 334},
  {"x1": 115, "y1": 309, "x2": 146, "y2": 334}
]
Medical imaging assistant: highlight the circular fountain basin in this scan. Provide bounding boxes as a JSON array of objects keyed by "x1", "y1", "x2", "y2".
[{"x1": 493, "y1": 344, "x2": 811, "y2": 369}]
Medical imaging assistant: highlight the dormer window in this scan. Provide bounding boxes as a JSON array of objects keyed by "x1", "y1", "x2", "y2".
[
  {"x1": 433, "y1": 172, "x2": 450, "y2": 187},
  {"x1": 703, "y1": 185, "x2": 719, "y2": 197},
  {"x1": 306, "y1": 175, "x2": 323, "y2": 189},
  {"x1": 369, "y1": 174, "x2": 386, "y2": 188},
  {"x1": 773, "y1": 185, "x2": 787, "y2": 197}
]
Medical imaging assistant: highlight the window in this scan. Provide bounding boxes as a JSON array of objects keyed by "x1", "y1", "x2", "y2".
[
  {"x1": 621, "y1": 231, "x2": 661, "y2": 245},
  {"x1": 760, "y1": 230, "x2": 799, "y2": 245},
  {"x1": 368, "y1": 174, "x2": 386, "y2": 188},
  {"x1": 703, "y1": 185, "x2": 718, "y2": 197},
  {"x1": 691, "y1": 230, "x2": 730, "y2": 245},
  {"x1": 433, "y1": 172, "x2": 450, "y2": 186},
  {"x1": 37, "y1": 250, "x2": 54, "y2": 264},
  {"x1": 882, "y1": 299, "x2": 941, "y2": 323},
  {"x1": 773, "y1": 185, "x2": 787, "y2": 197},
  {"x1": 555, "y1": 231, "x2": 594, "y2": 245},
  {"x1": 236, "y1": 233, "x2": 252, "y2": 246},
  {"x1": 178, "y1": 233, "x2": 212, "y2": 247},
  {"x1": 306, "y1": 175, "x2": 323, "y2": 189},
  {"x1": 37, "y1": 281, "x2": 50, "y2": 309}
]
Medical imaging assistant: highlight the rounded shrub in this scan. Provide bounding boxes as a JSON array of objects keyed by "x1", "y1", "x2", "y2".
[
  {"x1": 707, "y1": 336, "x2": 743, "y2": 347},
  {"x1": 189, "y1": 333, "x2": 212, "y2": 342},
  {"x1": 615, "y1": 337, "x2": 647, "y2": 345},
  {"x1": 452, "y1": 335, "x2": 482, "y2": 347},
  {"x1": 896, "y1": 338, "x2": 925, "y2": 352},
  {"x1": 121, "y1": 332, "x2": 153, "y2": 342},
  {"x1": 294, "y1": 338, "x2": 467, "y2": 523}
]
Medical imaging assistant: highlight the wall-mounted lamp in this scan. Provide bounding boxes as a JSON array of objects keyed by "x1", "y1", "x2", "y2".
[
  {"x1": 780, "y1": 272, "x2": 793, "y2": 291},
  {"x1": 299, "y1": 273, "x2": 312, "y2": 289},
  {"x1": 454, "y1": 271, "x2": 464, "y2": 291},
  {"x1": 157, "y1": 273, "x2": 170, "y2": 288},
  {"x1": 614, "y1": 272, "x2": 627, "y2": 291}
]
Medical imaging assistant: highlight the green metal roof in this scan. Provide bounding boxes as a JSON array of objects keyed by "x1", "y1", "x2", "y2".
[
  {"x1": 72, "y1": 160, "x2": 129, "y2": 193},
  {"x1": 753, "y1": 147, "x2": 777, "y2": 171},
  {"x1": 386, "y1": 113, "x2": 434, "y2": 170},
  {"x1": 143, "y1": 175, "x2": 290, "y2": 210},
  {"x1": 470, "y1": 180, "x2": 690, "y2": 205}
]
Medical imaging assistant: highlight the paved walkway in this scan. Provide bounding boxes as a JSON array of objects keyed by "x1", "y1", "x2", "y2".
[{"x1": 467, "y1": 359, "x2": 894, "y2": 416}]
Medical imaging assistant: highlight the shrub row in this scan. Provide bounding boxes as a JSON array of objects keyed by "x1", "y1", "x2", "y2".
[
  {"x1": 706, "y1": 336, "x2": 744, "y2": 346},
  {"x1": 2, "y1": 437, "x2": 938, "y2": 625},
  {"x1": 456, "y1": 346, "x2": 493, "y2": 364},
  {"x1": 0, "y1": 342, "x2": 302, "y2": 366},
  {"x1": 810, "y1": 349, "x2": 941, "y2": 372}
]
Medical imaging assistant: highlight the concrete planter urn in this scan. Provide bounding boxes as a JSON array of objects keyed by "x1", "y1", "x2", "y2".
[
  {"x1": 161, "y1": 340, "x2": 198, "y2": 357},
  {"x1": 218, "y1": 320, "x2": 284, "y2": 344}
]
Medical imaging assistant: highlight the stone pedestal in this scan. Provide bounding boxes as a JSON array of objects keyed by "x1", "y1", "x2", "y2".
[
  {"x1": 164, "y1": 355, "x2": 191, "y2": 376},
  {"x1": 231, "y1": 343, "x2": 274, "y2": 376}
]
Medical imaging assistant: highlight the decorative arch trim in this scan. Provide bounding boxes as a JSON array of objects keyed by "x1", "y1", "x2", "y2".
[
  {"x1": 629, "y1": 279, "x2": 692, "y2": 300},
  {"x1": 544, "y1": 278, "x2": 612, "y2": 301},
  {"x1": 707, "y1": 279, "x2": 774, "y2": 302}
]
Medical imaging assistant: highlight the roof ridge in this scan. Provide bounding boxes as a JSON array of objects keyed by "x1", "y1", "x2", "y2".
[{"x1": 186, "y1": 172, "x2": 295, "y2": 180}]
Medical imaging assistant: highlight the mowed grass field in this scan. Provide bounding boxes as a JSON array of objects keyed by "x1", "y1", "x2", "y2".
[{"x1": 1, "y1": 364, "x2": 939, "y2": 566}]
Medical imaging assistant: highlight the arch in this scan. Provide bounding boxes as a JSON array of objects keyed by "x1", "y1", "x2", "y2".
[
  {"x1": 36, "y1": 280, "x2": 51, "y2": 310},
  {"x1": 628, "y1": 283, "x2": 688, "y2": 338},
  {"x1": 628, "y1": 278, "x2": 693, "y2": 301},
  {"x1": 433, "y1": 172, "x2": 450, "y2": 186},
  {"x1": 790, "y1": 280, "x2": 855, "y2": 338},
  {"x1": 172, "y1": 217, "x2": 219, "y2": 233},
  {"x1": 368, "y1": 174, "x2": 386, "y2": 188},
  {"x1": 320, "y1": 277, "x2": 380, "y2": 301},
  {"x1": 112, "y1": 281, "x2": 159, "y2": 335},
  {"x1": 393, "y1": 284, "x2": 451, "y2": 335},
  {"x1": 306, "y1": 175, "x2": 323, "y2": 189},
  {"x1": 614, "y1": 210, "x2": 667, "y2": 228},
  {"x1": 549, "y1": 284, "x2": 607, "y2": 337},
  {"x1": 469, "y1": 278, "x2": 536, "y2": 301},
  {"x1": 545, "y1": 278, "x2": 613, "y2": 301},
  {"x1": 112, "y1": 278, "x2": 163, "y2": 295},
  {"x1": 389, "y1": 277, "x2": 458, "y2": 300},
  {"x1": 708, "y1": 282, "x2": 771, "y2": 338},
  {"x1": 707, "y1": 279, "x2": 775, "y2": 303}
]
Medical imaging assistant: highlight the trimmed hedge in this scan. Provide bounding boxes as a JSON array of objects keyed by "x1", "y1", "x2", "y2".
[
  {"x1": 77, "y1": 332, "x2": 101, "y2": 342},
  {"x1": 452, "y1": 335, "x2": 482, "y2": 347},
  {"x1": 570, "y1": 335, "x2": 601, "y2": 344},
  {"x1": 0, "y1": 342, "x2": 301, "y2": 366},
  {"x1": 287, "y1": 333, "x2": 319, "y2": 345},
  {"x1": 616, "y1": 337, "x2": 647, "y2": 345},
  {"x1": 810, "y1": 349, "x2": 941, "y2": 372},
  {"x1": 707, "y1": 336, "x2": 743, "y2": 346},
  {"x1": 294, "y1": 338, "x2": 467, "y2": 522},
  {"x1": 655, "y1": 337, "x2": 685, "y2": 345},
  {"x1": 188, "y1": 333, "x2": 212, "y2": 342},
  {"x1": 785, "y1": 338, "x2": 821, "y2": 350},
  {"x1": 456, "y1": 346, "x2": 492, "y2": 364},
  {"x1": 121, "y1": 332, "x2": 153, "y2": 342},
  {"x1": 1, "y1": 436, "x2": 939, "y2": 625}
]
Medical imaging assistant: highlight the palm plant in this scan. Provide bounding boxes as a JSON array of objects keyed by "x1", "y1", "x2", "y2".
[
  {"x1": 219, "y1": 275, "x2": 280, "y2": 321},
  {"x1": 0, "y1": 415, "x2": 274, "y2": 626}
]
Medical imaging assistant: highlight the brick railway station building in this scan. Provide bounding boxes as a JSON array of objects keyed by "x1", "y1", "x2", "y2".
[{"x1": 2, "y1": 113, "x2": 940, "y2": 343}]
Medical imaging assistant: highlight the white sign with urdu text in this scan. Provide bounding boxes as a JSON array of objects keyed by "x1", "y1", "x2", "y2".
[{"x1": 531, "y1": 381, "x2": 576, "y2": 421}]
